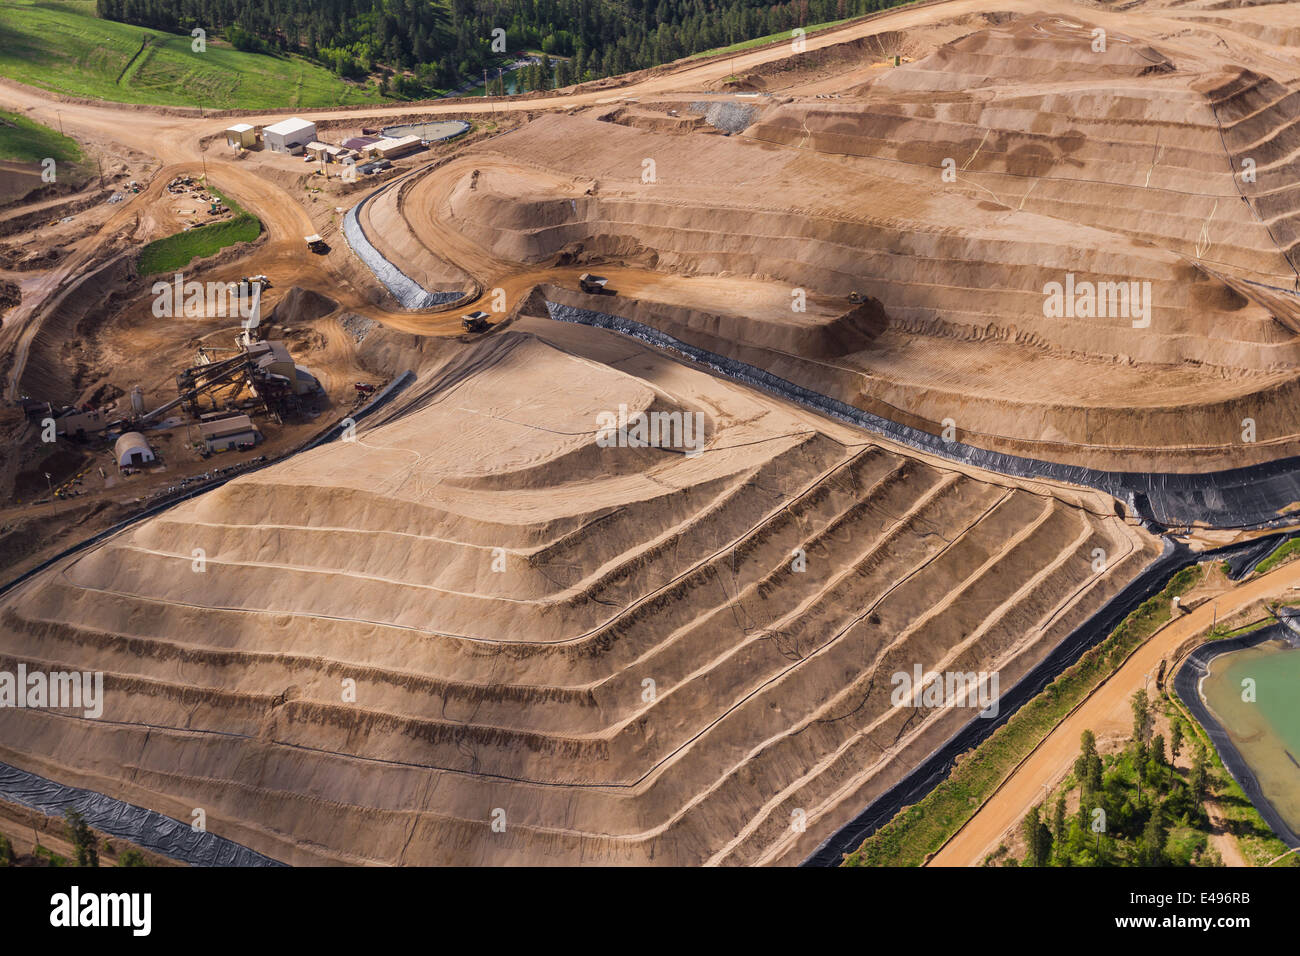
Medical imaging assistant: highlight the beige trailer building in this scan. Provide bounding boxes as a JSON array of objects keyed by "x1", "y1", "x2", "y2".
[
  {"x1": 362, "y1": 135, "x2": 422, "y2": 161},
  {"x1": 305, "y1": 141, "x2": 348, "y2": 163},
  {"x1": 224, "y1": 123, "x2": 257, "y2": 149},
  {"x1": 54, "y1": 408, "x2": 108, "y2": 437},
  {"x1": 199, "y1": 414, "x2": 261, "y2": 453}
]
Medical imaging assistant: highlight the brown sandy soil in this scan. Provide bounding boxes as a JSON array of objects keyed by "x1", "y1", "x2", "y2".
[
  {"x1": 929, "y1": 557, "x2": 1300, "y2": 866},
  {"x1": 0, "y1": 156, "x2": 99, "y2": 210},
  {"x1": 4, "y1": 2, "x2": 1298, "y2": 456},
  {"x1": 0, "y1": 161, "x2": 48, "y2": 209},
  {"x1": 0, "y1": 0, "x2": 1297, "y2": 867},
  {"x1": 0, "y1": 276, "x2": 382, "y2": 581},
  {"x1": 1204, "y1": 795, "x2": 1248, "y2": 868},
  {"x1": 0, "y1": 311, "x2": 1159, "y2": 865},
  {"x1": 361, "y1": 8, "x2": 1300, "y2": 469}
]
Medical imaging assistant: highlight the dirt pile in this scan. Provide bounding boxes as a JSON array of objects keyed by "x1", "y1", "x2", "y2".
[
  {"x1": 0, "y1": 324, "x2": 1155, "y2": 865},
  {"x1": 343, "y1": 9, "x2": 1300, "y2": 469},
  {"x1": 0, "y1": 278, "x2": 18, "y2": 319},
  {"x1": 268, "y1": 286, "x2": 338, "y2": 325}
]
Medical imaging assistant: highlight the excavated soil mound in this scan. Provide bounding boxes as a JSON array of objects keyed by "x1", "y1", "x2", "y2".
[
  {"x1": 395, "y1": 99, "x2": 1300, "y2": 465},
  {"x1": 0, "y1": 324, "x2": 1156, "y2": 865},
  {"x1": 867, "y1": 14, "x2": 1173, "y2": 92},
  {"x1": 268, "y1": 287, "x2": 339, "y2": 326},
  {"x1": 348, "y1": 10, "x2": 1300, "y2": 468},
  {"x1": 0, "y1": 278, "x2": 18, "y2": 319}
]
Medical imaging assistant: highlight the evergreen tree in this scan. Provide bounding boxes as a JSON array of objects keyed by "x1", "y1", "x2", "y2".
[
  {"x1": 1085, "y1": 757, "x2": 1103, "y2": 796},
  {"x1": 1138, "y1": 806, "x2": 1166, "y2": 866},
  {"x1": 64, "y1": 809, "x2": 98, "y2": 868},
  {"x1": 1075, "y1": 729, "x2": 1103, "y2": 797},
  {"x1": 1021, "y1": 804, "x2": 1053, "y2": 867},
  {"x1": 97, "y1": 0, "x2": 911, "y2": 92},
  {"x1": 1190, "y1": 740, "x2": 1210, "y2": 805},
  {"x1": 1131, "y1": 689, "x2": 1151, "y2": 745}
]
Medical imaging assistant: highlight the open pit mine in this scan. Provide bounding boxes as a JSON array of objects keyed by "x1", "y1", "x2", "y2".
[{"x1": 1, "y1": 0, "x2": 1299, "y2": 868}]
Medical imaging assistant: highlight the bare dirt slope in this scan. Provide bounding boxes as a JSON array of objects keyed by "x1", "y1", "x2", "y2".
[
  {"x1": 0, "y1": 0, "x2": 1298, "y2": 868},
  {"x1": 0, "y1": 315, "x2": 1156, "y2": 865},
  {"x1": 363, "y1": 10, "x2": 1300, "y2": 470}
]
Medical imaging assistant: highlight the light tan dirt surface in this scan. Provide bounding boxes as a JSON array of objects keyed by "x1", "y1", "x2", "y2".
[
  {"x1": 0, "y1": 0, "x2": 1298, "y2": 866},
  {"x1": 0, "y1": 315, "x2": 1158, "y2": 865}
]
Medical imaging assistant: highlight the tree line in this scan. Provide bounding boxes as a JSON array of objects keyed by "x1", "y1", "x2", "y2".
[{"x1": 96, "y1": 0, "x2": 911, "y2": 95}]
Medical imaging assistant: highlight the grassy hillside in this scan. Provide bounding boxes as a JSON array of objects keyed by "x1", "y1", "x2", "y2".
[
  {"x1": 1255, "y1": 537, "x2": 1300, "y2": 576},
  {"x1": 0, "y1": 109, "x2": 92, "y2": 204},
  {"x1": 0, "y1": 110, "x2": 83, "y2": 165},
  {"x1": 688, "y1": 17, "x2": 858, "y2": 59},
  {"x1": 0, "y1": 1, "x2": 387, "y2": 110}
]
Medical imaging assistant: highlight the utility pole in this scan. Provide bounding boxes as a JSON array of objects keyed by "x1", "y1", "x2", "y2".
[{"x1": 56, "y1": 110, "x2": 63, "y2": 136}]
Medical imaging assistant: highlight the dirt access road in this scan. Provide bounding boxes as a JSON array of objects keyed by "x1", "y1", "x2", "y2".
[
  {"x1": 1, "y1": 0, "x2": 993, "y2": 396},
  {"x1": 3, "y1": 0, "x2": 1290, "y2": 365},
  {"x1": 0, "y1": 0, "x2": 1066, "y2": 261},
  {"x1": 928, "y1": 557, "x2": 1300, "y2": 866}
]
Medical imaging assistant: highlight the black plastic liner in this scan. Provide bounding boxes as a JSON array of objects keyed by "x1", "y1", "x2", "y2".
[
  {"x1": 545, "y1": 302, "x2": 1300, "y2": 530},
  {"x1": 1173, "y1": 624, "x2": 1300, "y2": 849},
  {"x1": 799, "y1": 533, "x2": 1296, "y2": 866},
  {"x1": 0, "y1": 762, "x2": 285, "y2": 866},
  {"x1": 1220, "y1": 532, "x2": 1290, "y2": 580},
  {"x1": 1280, "y1": 606, "x2": 1300, "y2": 637}
]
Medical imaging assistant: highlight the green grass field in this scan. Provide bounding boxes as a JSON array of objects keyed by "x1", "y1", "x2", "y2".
[
  {"x1": 0, "y1": 1, "x2": 387, "y2": 110},
  {"x1": 137, "y1": 188, "x2": 261, "y2": 275},
  {"x1": 0, "y1": 109, "x2": 83, "y2": 165},
  {"x1": 1255, "y1": 537, "x2": 1300, "y2": 576},
  {"x1": 687, "y1": 0, "x2": 926, "y2": 61}
]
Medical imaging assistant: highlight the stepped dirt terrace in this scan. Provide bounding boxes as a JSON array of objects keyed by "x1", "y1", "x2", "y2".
[{"x1": 1, "y1": 0, "x2": 1300, "y2": 866}]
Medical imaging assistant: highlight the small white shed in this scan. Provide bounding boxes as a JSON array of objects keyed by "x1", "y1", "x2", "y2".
[{"x1": 262, "y1": 117, "x2": 318, "y2": 155}]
